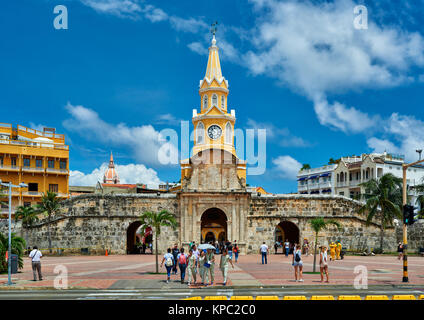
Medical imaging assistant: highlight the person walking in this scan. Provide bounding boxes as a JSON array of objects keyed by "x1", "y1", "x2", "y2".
[
  {"x1": 292, "y1": 244, "x2": 303, "y2": 282},
  {"x1": 160, "y1": 248, "x2": 174, "y2": 283},
  {"x1": 274, "y1": 241, "x2": 279, "y2": 254},
  {"x1": 259, "y1": 242, "x2": 269, "y2": 264},
  {"x1": 177, "y1": 248, "x2": 188, "y2": 284},
  {"x1": 29, "y1": 246, "x2": 43, "y2": 281},
  {"x1": 219, "y1": 248, "x2": 234, "y2": 286},
  {"x1": 198, "y1": 250, "x2": 209, "y2": 285},
  {"x1": 329, "y1": 241, "x2": 336, "y2": 261},
  {"x1": 227, "y1": 241, "x2": 233, "y2": 260},
  {"x1": 284, "y1": 239, "x2": 290, "y2": 257},
  {"x1": 171, "y1": 243, "x2": 180, "y2": 275},
  {"x1": 192, "y1": 244, "x2": 200, "y2": 260},
  {"x1": 233, "y1": 242, "x2": 239, "y2": 263},
  {"x1": 397, "y1": 242, "x2": 404, "y2": 260},
  {"x1": 206, "y1": 248, "x2": 215, "y2": 285},
  {"x1": 336, "y1": 240, "x2": 342, "y2": 260},
  {"x1": 187, "y1": 249, "x2": 197, "y2": 286},
  {"x1": 320, "y1": 246, "x2": 329, "y2": 283}
]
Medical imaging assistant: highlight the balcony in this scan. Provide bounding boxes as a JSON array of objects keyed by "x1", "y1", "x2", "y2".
[
  {"x1": 298, "y1": 185, "x2": 308, "y2": 192},
  {"x1": 46, "y1": 168, "x2": 69, "y2": 175},
  {"x1": 0, "y1": 165, "x2": 20, "y2": 171},
  {"x1": 22, "y1": 166, "x2": 45, "y2": 173},
  {"x1": 319, "y1": 182, "x2": 332, "y2": 189},
  {"x1": 337, "y1": 182, "x2": 348, "y2": 188},
  {"x1": 56, "y1": 193, "x2": 69, "y2": 198},
  {"x1": 22, "y1": 191, "x2": 42, "y2": 197}
]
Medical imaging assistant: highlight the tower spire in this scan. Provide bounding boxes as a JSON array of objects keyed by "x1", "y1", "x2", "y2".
[{"x1": 204, "y1": 21, "x2": 224, "y2": 83}]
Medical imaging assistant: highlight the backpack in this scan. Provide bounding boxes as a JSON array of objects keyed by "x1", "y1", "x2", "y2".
[
  {"x1": 165, "y1": 256, "x2": 173, "y2": 267},
  {"x1": 178, "y1": 254, "x2": 187, "y2": 265},
  {"x1": 295, "y1": 252, "x2": 301, "y2": 262}
]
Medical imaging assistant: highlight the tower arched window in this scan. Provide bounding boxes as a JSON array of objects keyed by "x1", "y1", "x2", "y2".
[
  {"x1": 203, "y1": 95, "x2": 208, "y2": 110},
  {"x1": 212, "y1": 94, "x2": 218, "y2": 107},
  {"x1": 225, "y1": 122, "x2": 232, "y2": 144},
  {"x1": 196, "y1": 122, "x2": 204, "y2": 145},
  {"x1": 221, "y1": 95, "x2": 225, "y2": 109}
]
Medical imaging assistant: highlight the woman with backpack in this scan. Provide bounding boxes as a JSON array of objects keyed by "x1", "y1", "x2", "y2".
[
  {"x1": 292, "y1": 244, "x2": 304, "y2": 282},
  {"x1": 160, "y1": 248, "x2": 174, "y2": 284},
  {"x1": 177, "y1": 248, "x2": 188, "y2": 284},
  {"x1": 187, "y1": 248, "x2": 198, "y2": 286}
]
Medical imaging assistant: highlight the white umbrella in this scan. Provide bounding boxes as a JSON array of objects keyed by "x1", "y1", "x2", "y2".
[{"x1": 198, "y1": 243, "x2": 216, "y2": 250}]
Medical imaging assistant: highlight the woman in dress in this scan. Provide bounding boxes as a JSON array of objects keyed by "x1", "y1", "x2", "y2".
[
  {"x1": 198, "y1": 250, "x2": 209, "y2": 285},
  {"x1": 320, "y1": 246, "x2": 329, "y2": 283},
  {"x1": 187, "y1": 249, "x2": 197, "y2": 286},
  {"x1": 219, "y1": 248, "x2": 234, "y2": 286}
]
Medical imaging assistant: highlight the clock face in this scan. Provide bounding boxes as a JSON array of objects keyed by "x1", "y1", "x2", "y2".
[{"x1": 207, "y1": 125, "x2": 222, "y2": 140}]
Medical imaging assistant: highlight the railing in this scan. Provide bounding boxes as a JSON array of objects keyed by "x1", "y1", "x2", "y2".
[
  {"x1": 299, "y1": 165, "x2": 336, "y2": 175},
  {"x1": 22, "y1": 191, "x2": 42, "y2": 197},
  {"x1": 56, "y1": 193, "x2": 69, "y2": 197},
  {"x1": 0, "y1": 139, "x2": 68, "y2": 150},
  {"x1": 337, "y1": 182, "x2": 348, "y2": 187},
  {"x1": 0, "y1": 165, "x2": 20, "y2": 171},
  {"x1": 319, "y1": 182, "x2": 332, "y2": 188},
  {"x1": 17, "y1": 125, "x2": 65, "y2": 140},
  {"x1": 298, "y1": 185, "x2": 308, "y2": 191},
  {"x1": 22, "y1": 167, "x2": 45, "y2": 172},
  {"x1": 46, "y1": 168, "x2": 69, "y2": 174}
]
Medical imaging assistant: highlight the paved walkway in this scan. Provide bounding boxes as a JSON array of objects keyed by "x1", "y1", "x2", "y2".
[{"x1": 1, "y1": 253, "x2": 423, "y2": 289}]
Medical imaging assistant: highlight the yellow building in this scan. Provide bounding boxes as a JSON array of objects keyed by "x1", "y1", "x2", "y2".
[
  {"x1": 181, "y1": 34, "x2": 247, "y2": 183},
  {"x1": 0, "y1": 123, "x2": 69, "y2": 215}
]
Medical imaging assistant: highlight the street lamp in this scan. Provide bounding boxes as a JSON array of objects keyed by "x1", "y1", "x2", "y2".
[
  {"x1": 416, "y1": 149, "x2": 422, "y2": 161},
  {"x1": 0, "y1": 179, "x2": 28, "y2": 286}
]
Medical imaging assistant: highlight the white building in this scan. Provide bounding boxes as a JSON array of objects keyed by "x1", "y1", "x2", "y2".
[{"x1": 297, "y1": 152, "x2": 424, "y2": 205}]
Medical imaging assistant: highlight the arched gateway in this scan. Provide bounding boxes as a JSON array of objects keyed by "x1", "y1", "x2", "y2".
[
  {"x1": 275, "y1": 221, "x2": 299, "y2": 249},
  {"x1": 200, "y1": 208, "x2": 227, "y2": 244}
]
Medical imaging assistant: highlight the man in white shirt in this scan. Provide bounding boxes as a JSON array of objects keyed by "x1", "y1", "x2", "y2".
[
  {"x1": 29, "y1": 246, "x2": 43, "y2": 281},
  {"x1": 259, "y1": 242, "x2": 269, "y2": 264},
  {"x1": 192, "y1": 245, "x2": 200, "y2": 259}
]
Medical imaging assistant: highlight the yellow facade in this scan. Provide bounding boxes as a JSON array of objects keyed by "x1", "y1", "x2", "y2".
[
  {"x1": 181, "y1": 35, "x2": 246, "y2": 183},
  {"x1": 0, "y1": 123, "x2": 69, "y2": 215}
]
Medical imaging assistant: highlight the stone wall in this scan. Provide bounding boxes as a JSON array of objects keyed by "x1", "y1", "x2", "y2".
[
  {"x1": 396, "y1": 220, "x2": 424, "y2": 252},
  {"x1": 246, "y1": 194, "x2": 397, "y2": 253}
]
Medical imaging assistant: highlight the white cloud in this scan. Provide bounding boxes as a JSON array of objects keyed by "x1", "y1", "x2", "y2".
[
  {"x1": 154, "y1": 113, "x2": 183, "y2": 126},
  {"x1": 169, "y1": 16, "x2": 208, "y2": 33},
  {"x1": 70, "y1": 162, "x2": 162, "y2": 187},
  {"x1": 142, "y1": 4, "x2": 168, "y2": 22},
  {"x1": 367, "y1": 113, "x2": 424, "y2": 162},
  {"x1": 245, "y1": 0, "x2": 424, "y2": 133},
  {"x1": 81, "y1": 0, "x2": 141, "y2": 19},
  {"x1": 187, "y1": 42, "x2": 207, "y2": 55},
  {"x1": 246, "y1": 118, "x2": 310, "y2": 147},
  {"x1": 62, "y1": 102, "x2": 179, "y2": 166},
  {"x1": 272, "y1": 155, "x2": 302, "y2": 180}
]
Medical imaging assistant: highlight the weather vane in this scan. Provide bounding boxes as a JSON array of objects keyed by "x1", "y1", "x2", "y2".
[{"x1": 210, "y1": 21, "x2": 218, "y2": 36}]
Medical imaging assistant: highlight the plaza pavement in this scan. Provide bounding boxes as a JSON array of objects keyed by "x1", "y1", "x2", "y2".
[{"x1": 1, "y1": 253, "x2": 423, "y2": 290}]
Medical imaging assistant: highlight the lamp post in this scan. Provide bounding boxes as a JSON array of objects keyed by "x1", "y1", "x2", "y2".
[
  {"x1": 401, "y1": 157, "x2": 424, "y2": 282},
  {"x1": 0, "y1": 179, "x2": 27, "y2": 286}
]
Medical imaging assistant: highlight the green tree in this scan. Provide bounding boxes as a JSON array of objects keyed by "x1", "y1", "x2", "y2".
[
  {"x1": 37, "y1": 191, "x2": 60, "y2": 253},
  {"x1": 300, "y1": 164, "x2": 311, "y2": 171},
  {"x1": 15, "y1": 206, "x2": 39, "y2": 247},
  {"x1": 139, "y1": 210, "x2": 177, "y2": 273},
  {"x1": 328, "y1": 158, "x2": 339, "y2": 165},
  {"x1": 309, "y1": 218, "x2": 341, "y2": 272},
  {"x1": 0, "y1": 232, "x2": 26, "y2": 273},
  {"x1": 358, "y1": 173, "x2": 402, "y2": 253}
]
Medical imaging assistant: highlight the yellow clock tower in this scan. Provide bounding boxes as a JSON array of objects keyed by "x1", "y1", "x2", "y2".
[{"x1": 180, "y1": 32, "x2": 246, "y2": 187}]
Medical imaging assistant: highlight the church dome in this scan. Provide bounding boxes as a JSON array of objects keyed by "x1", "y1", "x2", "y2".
[{"x1": 103, "y1": 152, "x2": 120, "y2": 184}]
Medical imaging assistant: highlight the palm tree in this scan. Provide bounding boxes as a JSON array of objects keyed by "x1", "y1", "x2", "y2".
[
  {"x1": 309, "y1": 217, "x2": 341, "y2": 272},
  {"x1": 358, "y1": 173, "x2": 402, "y2": 253},
  {"x1": 37, "y1": 191, "x2": 60, "y2": 253},
  {"x1": 0, "y1": 232, "x2": 26, "y2": 273},
  {"x1": 15, "y1": 206, "x2": 39, "y2": 247},
  {"x1": 139, "y1": 210, "x2": 177, "y2": 273}
]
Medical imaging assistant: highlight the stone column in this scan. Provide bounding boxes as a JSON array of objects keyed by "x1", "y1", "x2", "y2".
[
  {"x1": 180, "y1": 200, "x2": 185, "y2": 244},
  {"x1": 232, "y1": 203, "x2": 236, "y2": 242},
  {"x1": 192, "y1": 201, "x2": 197, "y2": 243},
  {"x1": 239, "y1": 201, "x2": 245, "y2": 242}
]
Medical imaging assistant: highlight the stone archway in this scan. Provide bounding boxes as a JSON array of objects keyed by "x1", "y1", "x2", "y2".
[
  {"x1": 127, "y1": 221, "x2": 141, "y2": 254},
  {"x1": 277, "y1": 221, "x2": 300, "y2": 253},
  {"x1": 201, "y1": 208, "x2": 227, "y2": 244}
]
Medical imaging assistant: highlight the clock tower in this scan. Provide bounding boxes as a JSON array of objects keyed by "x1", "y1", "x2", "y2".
[{"x1": 180, "y1": 32, "x2": 246, "y2": 189}]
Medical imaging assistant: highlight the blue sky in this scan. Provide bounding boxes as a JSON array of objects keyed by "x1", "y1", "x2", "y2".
[{"x1": 1, "y1": 0, "x2": 424, "y2": 193}]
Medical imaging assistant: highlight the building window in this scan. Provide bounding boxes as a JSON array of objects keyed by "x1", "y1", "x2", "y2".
[
  {"x1": 24, "y1": 202, "x2": 31, "y2": 207},
  {"x1": 221, "y1": 95, "x2": 225, "y2": 109},
  {"x1": 60, "y1": 160, "x2": 67, "y2": 169},
  {"x1": 49, "y1": 184, "x2": 58, "y2": 193},
  {"x1": 212, "y1": 94, "x2": 218, "y2": 107},
  {"x1": 203, "y1": 95, "x2": 208, "y2": 109},
  {"x1": 48, "y1": 160, "x2": 54, "y2": 168},
  {"x1": 0, "y1": 157, "x2": 3, "y2": 166},
  {"x1": 196, "y1": 122, "x2": 204, "y2": 144},
  {"x1": 11, "y1": 157, "x2": 17, "y2": 167},
  {"x1": 28, "y1": 183, "x2": 38, "y2": 192},
  {"x1": 225, "y1": 122, "x2": 232, "y2": 144},
  {"x1": 36, "y1": 159, "x2": 42, "y2": 168},
  {"x1": 23, "y1": 158, "x2": 30, "y2": 167},
  {"x1": 339, "y1": 192, "x2": 344, "y2": 196}
]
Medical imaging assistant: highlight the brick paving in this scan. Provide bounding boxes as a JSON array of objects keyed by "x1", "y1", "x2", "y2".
[{"x1": 1, "y1": 253, "x2": 423, "y2": 289}]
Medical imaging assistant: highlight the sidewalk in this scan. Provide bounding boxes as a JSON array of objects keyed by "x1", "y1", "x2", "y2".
[{"x1": 1, "y1": 254, "x2": 423, "y2": 290}]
